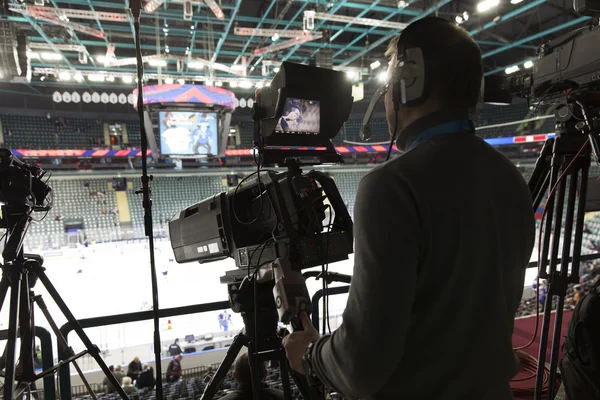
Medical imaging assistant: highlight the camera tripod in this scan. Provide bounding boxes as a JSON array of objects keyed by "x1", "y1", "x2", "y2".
[
  {"x1": 200, "y1": 272, "x2": 323, "y2": 400},
  {"x1": 528, "y1": 95, "x2": 600, "y2": 399},
  {"x1": 0, "y1": 205, "x2": 129, "y2": 400}
]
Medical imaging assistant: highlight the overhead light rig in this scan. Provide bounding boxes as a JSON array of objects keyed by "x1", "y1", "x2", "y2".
[
  {"x1": 253, "y1": 32, "x2": 323, "y2": 55},
  {"x1": 303, "y1": 10, "x2": 409, "y2": 30}
]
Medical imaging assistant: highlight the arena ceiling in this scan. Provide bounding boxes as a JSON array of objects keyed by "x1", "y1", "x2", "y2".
[{"x1": 0, "y1": 0, "x2": 590, "y2": 92}]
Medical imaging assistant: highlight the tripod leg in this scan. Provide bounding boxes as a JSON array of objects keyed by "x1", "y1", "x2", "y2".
[
  {"x1": 18, "y1": 271, "x2": 36, "y2": 383},
  {"x1": 34, "y1": 295, "x2": 98, "y2": 400},
  {"x1": 201, "y1": 332, "x2": 248, "y2": 400},
  {"x1": 278, "y1": 352, "x2": 293, "y2": 400},
  {"x1": 3, "y1": 268, "x2": 23, "y2": 400},
  {"x1": 0, "y1": 273, "x2": 10, "y2": 313},
  {"x1": 32, "y1": 266, "x2": 130, "y2": 400}
]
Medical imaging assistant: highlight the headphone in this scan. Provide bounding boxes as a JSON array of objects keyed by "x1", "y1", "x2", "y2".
[{"x1": 391, "y1": 17, "x2": 457, "y2": 111}]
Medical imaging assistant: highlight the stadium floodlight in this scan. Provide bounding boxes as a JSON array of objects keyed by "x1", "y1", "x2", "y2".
[
  {"x1": 87, "y1": 74, "x2": 105, "y2": 82},
  {"x1": 215, "y1": 81, "x2": 223, "y2": 87},
  {"x1": 505, "y1": 65, "x2": 520, "y2": 74},
  {"x1": 463, "y1": 11, "x2": 470, "y2": 21},
  {"x1": 398, "y1": 0, "x2": 407, "y2": 7},
  {"x1": 27, "y1": 51, "x2": 40, "y2": 59},
  {"x1": 205, "y1": 80, "x2": 214, "y2": 86},
  {"x1": 255, "y1": 82, "x2": 264, "y2": 88},
  {"x1": 524, "y1": 61, "x2": 534, "y2": 69},
  {"x1": 510, "y1": 0, "x2": 523, "y2": 3},
  {"x1": 272, "y1": 33, "x2": 280, "y2": 41},
  {"x1": 122, "y1": 75, "x2": 133, "y2": 83},
  {"x1": 377, "y1": 71, "x2": 387, "y2": 83},
  {"x1": 455, "y1": 15, "x2": 464, "y2": 24},
  {"x1": 229, "y1": 81, "x2": 238, "y2": 88},
  {"x1": 41, "y1": 52, "x2": 63, "y2": 61},
  {"x1": 345, "y1": 70, "x2": 358, "y2": 81},
  {"x1": 273, "y1": 67, "x2": 280, "y2": 73},
  {"x1": 73, "y1": 72, "x2": 84, "y2": 82},
  {"x1": 106, "y1": 75, "x2": 115, "y2": 82},
  {"x1": 148, "y1": 59, "x2": 167, "y2": 67},
  {"x1": 239, "y1": 80, "x2": 252, "y2": 89},
  {"x1": 477, "y1": 0, "x2": 500, "y2": 12},
  {"x1": 370, "y1": 60, "x2": 381, "y2": 70},
  {"x1": 177, "y1": 78, "x2": 185, "y2": 85},
  {"x1": 165, "y1": 77, "x2": 174, "y2": 84},
  {"x1": 58, "y1": 71, "x2": 71, "y2": 81}
]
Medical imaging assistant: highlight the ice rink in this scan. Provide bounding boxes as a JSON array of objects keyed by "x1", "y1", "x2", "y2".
[{"x1": 0, "y1": 239, "x2": 354, "y2": 366}]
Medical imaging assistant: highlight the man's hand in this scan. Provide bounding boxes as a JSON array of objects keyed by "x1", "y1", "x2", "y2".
[{"x1": 282, "y1": 312, "x2": 320, "y2": 374}]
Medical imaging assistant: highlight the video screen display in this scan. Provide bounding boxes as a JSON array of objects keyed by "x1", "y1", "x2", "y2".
[
  {"x1": 159, "y1": 111, "x2": 218, "y2": 155},
  {"x1": 274, "y1": 98, "x2": 320, "y2": 135}
]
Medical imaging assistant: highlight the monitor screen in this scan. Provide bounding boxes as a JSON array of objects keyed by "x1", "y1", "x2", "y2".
[
  {"x1": 274, "y1": 98, "x2": 320, "y2": 135},
  {"x1": 159, "y1": 111, "x2": 218, "y2": 156}
]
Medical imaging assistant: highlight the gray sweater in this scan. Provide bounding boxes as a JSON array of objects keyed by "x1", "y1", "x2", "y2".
[{"x1": 310, "y1": 111, "x2": 536, "y2": 399}]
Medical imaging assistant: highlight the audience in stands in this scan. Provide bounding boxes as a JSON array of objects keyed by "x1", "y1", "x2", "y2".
[
  {"x1": 219, "y1": 353, "x2": 284, "y2": 400},
  {"x1": 166, "y1": 354, "x2": 183, "y2": 383},
  {"x1": 103, "y1": 365, "x2": 125, "y2": 393},
  {"x1": 169, "y1": 338, "x2": 183, "y2": 356},
  {"x1": 137, "y1": 363, "x2": 156, "y2": 390},
  {"x1": 127, "y1": 356, "x2": 142, "y2": 382},
  {"x1": 121, "y1": 376, "x2": 137, "y2": 394}
]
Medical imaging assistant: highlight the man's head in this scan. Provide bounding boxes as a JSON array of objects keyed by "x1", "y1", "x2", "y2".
[
  {"x1": 134, "y1": 357, "x2": 140, "y2": 363},
  {"x1": 232, "y1": 352, "x2": 267, "y2": 385},
  {"x1": 115, "y1": 365, "x2": 122, "y2": 372},
  {"x1": 143, "y1": 363, "x2": 149, "y2": 369},
  {"x1": 384, "y1": 17, "x2": 483, "y2": 135},
  {"x1": 175, "y1": 354, "x2": 182, "y2": 361}
]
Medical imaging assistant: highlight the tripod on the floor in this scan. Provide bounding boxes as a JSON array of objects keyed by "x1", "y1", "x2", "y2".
[
  {"x1": 0, "y1": 204, "x2": 130, "y2": 400},
  {"x1": 200, "y1": 270, "x2": 324, "y2": 400},
  {"x1": 528, "y1": 93, "x2": 600, "y2": 399}
]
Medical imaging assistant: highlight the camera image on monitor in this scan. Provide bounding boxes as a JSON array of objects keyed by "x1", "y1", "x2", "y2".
[
  {"x1": 274, "y1": 98, "x2": 320, "y2": 135},
  {"x1": 160, "y1": 111, "x2": 218, "y2": 156}
]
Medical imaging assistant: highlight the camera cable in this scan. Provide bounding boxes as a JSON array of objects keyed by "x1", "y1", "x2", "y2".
[{"x1": 386, "y1": 110, "x2": 400, "y2": 162}]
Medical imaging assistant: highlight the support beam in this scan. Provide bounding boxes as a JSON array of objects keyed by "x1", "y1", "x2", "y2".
[
  {"x1": 469, "y1": 0, "x2": 548, "y2": 37},
  {"x1": 329, "y1": 0, "x2": 385, "y2": 42},
  {"x1": 482, "y1": 16, "x2": 590, "y2": 58},
  {"x1": 337, "y1": 0, "x2": 452, "y2": 67},
  {"x1": 211, "y1": 0, "x2": 242, "y2": 64},
  {"x1": 234, "y1": 0, "x2": 278, "y2": 66}
]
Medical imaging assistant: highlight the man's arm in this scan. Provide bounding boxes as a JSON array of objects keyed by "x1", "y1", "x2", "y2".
[{"x1": 310, "y1": 169, "x2": 422, "y2": 399}]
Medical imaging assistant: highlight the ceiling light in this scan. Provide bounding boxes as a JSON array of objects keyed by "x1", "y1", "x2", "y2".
[
  {"x1": 41, "y1": 52, "x2": 63, "y2": 61},
  {"x1": 255, "y1": 82, "x2": 264, "y2": 88},
  {"x1": 59, "y1": 71, "x2": 71, "y2": 81},
  {"x1": 165, "y1": 77, "x2": 174, "y2": 84},
  {"x1": 266, "y1": 82, "x2": 271, "y2": 87},
  {"x1": 106, "y1": 75, "x2": 115, "y2": 82},
  {"x1": 505, "y1": 65, "x2": 520, "y2": 75},
  {"x1": 95, "y1": 55, "x2": 107, "y2": 64},
  {"x1": 370, "y1": 60, "x2": 381, "y2": 70},
  {"x1": 149, "y1": 59, "x2": 167, "y2": 67},
  {"x1": 345, "y1": 70, "x2": 358, "y2": 81},
  {"x1": 206, "y1": 80, "x2": 214, "y2": 86},
  {"x1": 273, "y1": 67, "x2": 280, "y2": 73},
  {"x1": 272, "y1": 33, "x2": 280, "y2": 41},
  {"x1": 455, "y1": 15, "x2": 463, "y2": 24},
  {"x1": 510, "y1": 0, "x2": 524, "y2": 3},
  {"x1": 163, "y1": 28, "x2": 169, "y2": 33},
  {"x1": 190, "y1": 25, "x2": 195, "y2": 29},
  {"x1": 398, "y1": 0, "x2": 407, "y2": 7},
  {"x1": 40, "y1": 75, "x2": 46, "y2": 81},
  {"x1": 524, "y1": 61, "x2": 534, "y2": 69},
  {"x1": 165, "y1": 48, "x2": 170, "y2": 53},
  {"x1": 463, "y1": 11, "x2": 470, "y2": 20},
  {"x1": 88, "y1": 74, "x2": 105, "y2": 82},
  {"x1": 74, "y1": 72, "x2": 84, "y2": 82},
  {"x1": 477, "y1": 0, "x2": 499, "y2": 12},
  {"x1": 229, "y1": 81, "x2": 238, "y2": 88},
  {"x1": 188, "y1": 61, "x2": 204, "y2": 69},
  {"x1": 177, "y1": 78, "x2": 185, "y2": 85},
  {"x1": 122, "y1": 75, "x2": 133, "y2": 83},
  {"x1": 165, "y1": 23, "x2": 168, "y2": 28},
  {"x1": 215, "y1": 81, "x2": 223, "y2": 87},
  {"x1": 377, "y1": 71, "x2": 387, "y2": 83},
  {"x1": 27, "y1": 51, "x2": 40, "y2": 59},
  {"x1": 239, "y1": 80, "x2": 252, "y2": 89}
]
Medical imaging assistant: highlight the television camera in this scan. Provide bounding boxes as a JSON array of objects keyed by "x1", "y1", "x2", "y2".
[
  {"x1": 169, "y1": 62, "x2": 354, "y2": 400},
  {"x1": 500, "y1": 15, "x2": 600, "y2": 400}
]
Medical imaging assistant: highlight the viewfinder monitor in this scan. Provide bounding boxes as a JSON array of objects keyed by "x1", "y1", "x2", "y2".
[{"x1": 274, "y1": 98, "x2": 320, "y2": 135}]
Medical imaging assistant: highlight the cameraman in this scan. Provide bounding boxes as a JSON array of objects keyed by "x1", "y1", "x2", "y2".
[{"x1": 283, "y1": 17, "x2": 535, "y2": 399}]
